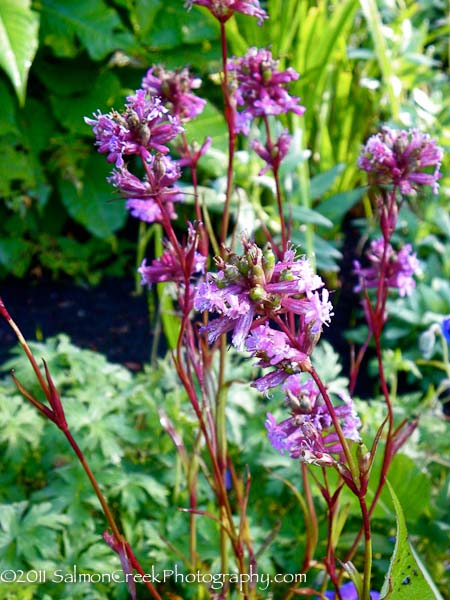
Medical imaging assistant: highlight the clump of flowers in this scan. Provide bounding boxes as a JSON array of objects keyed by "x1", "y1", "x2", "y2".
[
  {"x1": 85, "y1": 66, "x2": 209, "y2": 224},
  {"x1": 358, "y1": 126, "x2": 443, "y2": 194},
  {"x1": 85, "y1": 92, "x2": 183, "y2": 167},
  {"x1": 142, "y1": 66, "x2": 206, "y2": 122},
  {"x1": 108, "y1": 155, "x2": 183, "y2": 223},
  {"x1": 354, "y1": 239, "x2": 420, "y2": 298},
  {"x1": 139, "y1": 223, "x2": 205, "y2": 308},
  {"x1": 185, "y1": 0, "x2": 267, "y2": 25},
  {"x1": 195, "y1": 236, "x2": 362, "y2": 469},
  {"x1": 251, "y1": 130, "x2": 292, "y2": 174},
  {"x1": 194, "y1": 237, "x2": 332, "y2": 350},
  {"x1": 265, "y1": 376, "x2": 361, "y2": 465},
  {"x1": 228, "y1": 47, "x2": 305, "y2": 134}
]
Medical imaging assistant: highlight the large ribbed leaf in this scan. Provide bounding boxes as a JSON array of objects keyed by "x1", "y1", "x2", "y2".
[{"x1": 0, "y1": 0, "x2": 39, "y2": 106}]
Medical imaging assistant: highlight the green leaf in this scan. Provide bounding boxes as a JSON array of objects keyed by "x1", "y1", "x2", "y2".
[
  {"x1": 380, "y1": 481, "x2": 444, "y2": 599},
  {"x1": 40, "y1": 0, "x2": 134, "y2": 61},
  {"x1": 316, "y1": 187, "x2": 365, "y2": 225},
  {"x1": 50, "y1": 70, "x2": 122, "y2": 134},
  {"x1": 359, "y1": 0, "x2": 400, "y2": 119},
  {"x1": 58, "y1": 154, "x2": 127, "y2": 238},
  {"x1": 183, "y1": 102, "x2": 228, "y2": 153},
  {"x1": 0, "y1": 0, "x2": 39, "y2": 106},
  {"x1": 286, "y1": 205, "x2": 333, "y2": 228},
  {"x1": 0, "y1": 239, "x2": 33, "y2": 277},
  {"x1": 309, "y1": 163, "x2": 346, "y2": 198},
  {"x1": 370, "y1": 454, "x2": 431, "y2": 522}
]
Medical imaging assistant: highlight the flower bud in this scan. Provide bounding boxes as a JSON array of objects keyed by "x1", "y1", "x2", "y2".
[
  {"x1": 251, "y1": 264, "x2": 266, "y2": 286},
  {"x1": 249, "y1": 284, "x2": 265, "y2": 302},
  {"x1": 262, "y1": 244, "x2": 275, "y2": 281},
  {"x1": 356, "y1": 443, "x2": 371, "y2": 476}
]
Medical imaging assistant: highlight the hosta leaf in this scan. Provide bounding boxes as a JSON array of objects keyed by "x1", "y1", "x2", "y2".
[{"x1": 0, "y1": 0, "x2": 39, "y2": 106}]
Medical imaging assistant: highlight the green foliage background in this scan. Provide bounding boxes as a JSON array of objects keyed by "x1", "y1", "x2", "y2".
[
  {"x1": 0, "y1": 0, "x2": 449, "y2": 598},
  {"x1": 0, "y1": 0, "x2": 449, "y2": 281}
]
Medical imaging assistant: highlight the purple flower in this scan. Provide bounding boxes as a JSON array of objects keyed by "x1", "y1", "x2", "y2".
[
  {"x1": 85, "y1": 93, "x2": 183, "y2": 167},
  {"x1": 325, "y1": 581, "x2": 380, "y2": 599},
  {"x1": 228, "y1": 48, "x2": 305, "y2": 134},
  {"x1": 354, "y1": 239, "x2": 420, "y2": 297},
  {"x1": 108, "y1": 155, "x2": 183, "y2": 223},
  {"x1": 195, "y1": 238, "x2": 331, "y2": 350},
  {"x1": 139, "y1": 223, "x2": 206, "y2": 295},
  {"x1": 246, "y1": 324, "x2": 306, "y2": 366},
  {"x1": 441, "y1": 317, "x2": 450, "y2": 343},
  {"x1": 142, "y1": 66, "x2": 206, "y2": 122},
  {"x1": 185, "y1": 0, "x2": 267, "y2": 25},
  {"x1": 358, "y1": 127, "x2": 443, "y2": 194},
  {"x1": 265, "y1": 376, "x2": 361, "y2": 464},
  {"x1": 252, "y1": 130, "x2": 291, "y2": 175}
]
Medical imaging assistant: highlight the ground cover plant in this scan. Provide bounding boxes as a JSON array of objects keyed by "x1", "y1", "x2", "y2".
[{"x1": 0, "y1": 1, "x2": 449, "y2": 599}]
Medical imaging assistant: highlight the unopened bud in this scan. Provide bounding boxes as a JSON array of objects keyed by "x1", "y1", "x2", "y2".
[
  {"x1": 356, "y1": 443, "x2": 371, "y2": 476},
  {"x1": 249, "y1": 285, "x2": 265, "y2": 302},
  {"x1": 262, "y1": 244, "x2": 275, "y2": 281},
  {"x1": 153, "y1": 154, "x2": 167, "y2": 179},
  {"x1": 251, "y1": 264, "x2": 266, "y2": 286}
]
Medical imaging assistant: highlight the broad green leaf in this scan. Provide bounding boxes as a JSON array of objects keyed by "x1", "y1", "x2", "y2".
[
  {"x1": 58, "y1": 154, "x2": 126, "y2": 238},
  {"x1": 183, "y1": 102, "x2": 228, "y2": 153},
  {"x1": 0, "y1": 78, "x2": 18, "y2": 135},
  {"x1": 316, "y1": 187, "x2": 365, "y2": 225},
  {"x1": 51, "y1": 70, "x2": 122, "y2": 134},
  {"x1": 0, "y1": 239, "x2": 33, "y2": 277},
  {"x1": 380, "y1": 481, "x2": 444, "y2": 599},
  {"x1": 369, "y1": 454, "x2": 431, "y2": 522},
  {"x1": 40, "y1": 0, "x2": 134, "y2": 61},
  {"x1": 286, "y1": 205, "x2": 333, "y2": 228},
  {"x1": 0, "y1": 0, "x2": 39, "y2": 106},
  {"x1": 309, "y1": 163, "x2": 346, "y2": 198}
]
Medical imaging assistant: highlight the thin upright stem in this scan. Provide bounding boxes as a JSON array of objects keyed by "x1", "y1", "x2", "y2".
[
  {"x1": 308, "y1": 366, "x2": 359, "y2": 485},
  {"x1": 263, "y1": 115, "x2": 287, "y2": 252},
  {"x1": 219, "y1": 21, "x2": 236, "y2": 247}
]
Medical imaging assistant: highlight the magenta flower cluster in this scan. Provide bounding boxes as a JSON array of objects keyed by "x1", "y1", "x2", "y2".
[
  {"x1": 139, "y1": 223, "x2": 206, "y2": 307},
  {"x1": 354, "y1": 239, "x2": 420, "y2": 298},
  {"x1": 196, "y1": 237, "x2": 361, "y2": 465},
  {"x1": 195, "y1": 238, "x2": 332, "y2": 350},
  {"x1": 142, "y1": 66, "x2": 206, "y2": 122},
  {"x1": 265, "y1": 376, "x2": 360, "y2": 465},
  {"x1": 228, "y1": 47, "x2": 305, "y2": 135},
  {"x1": 108, "y1": 155, "x2": 183, "y2": 223},
  {"x1": 358, "y1": 126, "x2": 443, "y2": 194},
  {"x1": 185, "y1": 0, "x2": 267, "y2": 25},
  {"x1": 85, "y1": 67, "x2": 206, "y2": 224}
]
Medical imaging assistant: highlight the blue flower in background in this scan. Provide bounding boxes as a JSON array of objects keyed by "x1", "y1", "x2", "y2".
[
  {"x1": 441, "y1": 317, "x2": 450, "y2": 343},
  {"x1": 325, "y1": 581, "x2": 380, "y2": 599}
]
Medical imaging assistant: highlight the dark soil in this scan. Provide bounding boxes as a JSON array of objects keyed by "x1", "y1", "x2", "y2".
[{"x1": 0, "y1": 277, "x2": 152, "y2": 370}]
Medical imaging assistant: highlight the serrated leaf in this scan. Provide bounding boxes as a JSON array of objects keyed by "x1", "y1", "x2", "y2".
[
  {"x1": 380, "y1": 481, "x2": 444, "y2": 599},
  {"x1": 0, "y1": 0, "x2": 39, "y2": 106}
]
